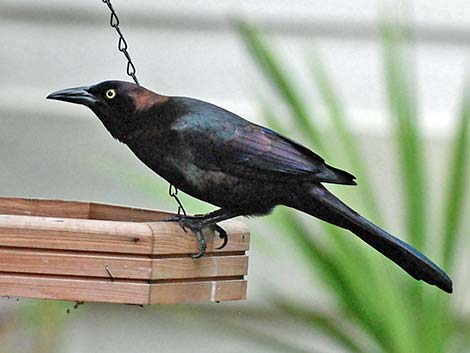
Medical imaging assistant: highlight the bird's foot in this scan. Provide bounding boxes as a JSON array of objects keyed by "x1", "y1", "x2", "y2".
[{"x1": 164, "y1": 215, "x2": 228, "y2": 257}]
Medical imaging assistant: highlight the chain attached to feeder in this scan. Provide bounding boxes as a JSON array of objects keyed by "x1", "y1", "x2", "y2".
[
  {"x1": 169, "y1": 184, "x2": 187, "y2": 217},
  {"x1": 101, "y1": 0, "x2": 187, "y2": 217},
  {"x1": 101, "y1": 0, "x2": 139, "y2": 85}
]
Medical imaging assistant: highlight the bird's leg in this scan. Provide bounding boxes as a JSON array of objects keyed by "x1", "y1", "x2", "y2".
[{"x1": 164, "y1": 209, "x2": 241, "y2": 257}]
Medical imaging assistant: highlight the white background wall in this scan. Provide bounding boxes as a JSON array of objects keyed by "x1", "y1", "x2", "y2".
[
  {"x1": 1, "y1": 0, "x2": 468, "y2": 134},
  {"x1": 0, "y1": 1, "x2": 468, "y2": 353}
]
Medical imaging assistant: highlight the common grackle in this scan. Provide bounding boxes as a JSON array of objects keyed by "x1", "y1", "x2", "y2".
[{"x1": 47, "y1": 80, "x2": 452, "y2": 293}]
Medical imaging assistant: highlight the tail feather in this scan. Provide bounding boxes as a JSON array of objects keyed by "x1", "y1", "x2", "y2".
[{"x1": 290, "y1": 184, "x2": 453, "y2": 293}]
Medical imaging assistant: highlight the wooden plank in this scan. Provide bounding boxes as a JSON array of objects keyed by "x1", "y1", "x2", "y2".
[
  {"x1": 0, "y1": 197, "x2": 172, "y2": 222},
  {"x1": 0, "y1": 198, "x2": 35, "y2": 216},
  {"x1": 128, "y1": 207, "x2": 174, "y2": 222},
  {"x1": 0, "y1": 248, "x2": 152, "y2": 279},
  {"x1": 0, "y1": 249, "x2": 247, "y2": 280},
  {"x1": 0, "y1": 215, "x2": 153, "y2": 254},
  {"x1": 151, "y1": 255, "x2": 248, "y2": 280},
  {"x1": 0, "y1": 198, "x2": 90, "y2": 219},
  {"x1": 0, "y1": 215, "x2": 248, "y2": 255},
  {"x1": 0, "y1": 274, "x2": 247, "y2": 304},
  {"x1": 89, "y1": 202, "x2": 172, "y2": 222},
  {"x1": 0, "y1": 273, "x2": 150, "y2": 304},
  {"x1": 88, "y1": 203, "x2": 132, "y2": 221},
  {"x1": 148, "y1": 220, "x2": 250, "y2": 255},
  {"x1": 149, "y1": 279, "x2": 247, "y2": 304}
]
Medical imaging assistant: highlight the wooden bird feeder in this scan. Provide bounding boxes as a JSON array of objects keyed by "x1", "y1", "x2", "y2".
[{"x1": 0, "y1": 197, "x2": 249, "y2": 304}]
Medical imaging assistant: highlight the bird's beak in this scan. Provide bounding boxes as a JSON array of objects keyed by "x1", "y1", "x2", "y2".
[{"x1": 46, "y1": 86, "x2": 98, "y2": 107}]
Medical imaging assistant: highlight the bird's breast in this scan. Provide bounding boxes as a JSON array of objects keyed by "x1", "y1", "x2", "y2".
[{"x1": 126, "y1": 134, "x2": 241, "y2": 204}]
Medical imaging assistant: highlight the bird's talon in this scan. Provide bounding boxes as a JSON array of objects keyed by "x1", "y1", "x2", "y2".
[
  {"x1": 213, "y1": 224, "x2": 228, "y2": 249},
  {"x1": 190, "y1": 249, "x2": 205, "y2": 259},
  {"x1": 190, "y1": 252, "x2": 203, "y2": 259},
  {"x1": 190, "y1": 232, "x2": 206, "y2": 258},
  {"x1": 216, "y1": 236, "x2": 228, "y2": 250},
  {"x1": 164, "y1": 214, "x2": 228, "y2": 255}
]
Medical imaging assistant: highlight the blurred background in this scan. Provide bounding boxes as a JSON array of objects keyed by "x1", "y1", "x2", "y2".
[{"x1": 0, "y1": 1, "x2": 468, "y2": 352}]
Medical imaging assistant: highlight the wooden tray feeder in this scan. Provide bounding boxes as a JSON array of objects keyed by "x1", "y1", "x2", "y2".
[{"x1": 0, "y1": 197, "x2": 249, "y2": 305}]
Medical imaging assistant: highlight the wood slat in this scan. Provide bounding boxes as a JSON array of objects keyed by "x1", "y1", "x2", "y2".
[
  {"x1": 0, "y1": 248, "x2": 248, "y2": 280},
  {"x1": 0, "y1": 197, "x2": 176, "y2": 222},
  {"x1": 88, "y1": 203, "x2": 133, "y2": 221},
  {"x1": 89, "y1": 203, "x2": 173, "y2": 222},
  {"x1": 149, "y1": 279, "x2": 247, "y2": 304},
  {"x1": 151, "y1": 255, "x2": 248, "y2": 280},
  {"x1": 0, "y1": 215, "x2": 249, "y2": 255},
  {"x1": 0, "y1": 214, "x2": 153, "y2": 254},
  {"x1": 0, "y1": 273, "x2": 247, "y2": 304},
  {"x1": 148, "y1": 220, "x2": 250, "y2": 255},
  {"x1": 0, "y1": 248, "x2": 151, "y2": 279},
  {"x1": 0, "y1": 198, "x2": 90, "y2": 219},
  {"x1": 0, "y1": 273, "x2": 150, "y2": 304}
]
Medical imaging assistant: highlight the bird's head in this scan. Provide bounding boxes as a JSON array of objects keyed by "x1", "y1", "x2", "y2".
[{"x1": 47, "y1": 80, "x2": 168, "y2": 141}]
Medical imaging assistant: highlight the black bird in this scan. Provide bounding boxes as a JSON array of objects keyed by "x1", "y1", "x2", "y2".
[{"x1": 47, "y1": 80, "x2": 452, "y2": 293}]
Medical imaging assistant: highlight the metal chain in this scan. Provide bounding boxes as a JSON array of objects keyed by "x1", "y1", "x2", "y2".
[
  {"x1": 169, "y1": 184, "x2": 187, "y2": 217},
  {"x1": 101, "y1": 0, "x2": 139, "y2": 85},
  {"x1": 101, "y1": 0, "x2": 187, "y2": 217}
]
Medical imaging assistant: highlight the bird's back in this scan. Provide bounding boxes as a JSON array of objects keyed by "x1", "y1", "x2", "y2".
[{"x1": 167, "y1": 96, "x2": 356, "y2": 185}]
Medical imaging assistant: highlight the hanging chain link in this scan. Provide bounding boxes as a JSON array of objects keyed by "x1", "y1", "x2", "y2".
[
  {"x1": 168, "y1": 184, "x2": 187, "y2": 217},
  {"x1": 101, "y1": 0, "x2": 187, "y2": 216},
  {"x1": 101, "y1": 0, "x2": 139, "y2": 85}
]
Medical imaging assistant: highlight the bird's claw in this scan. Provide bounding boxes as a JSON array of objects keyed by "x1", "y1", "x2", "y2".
[
  {"x1": 190, "y1": 229, "x2": 207, "y2": 258},
  {"x1": 164, "y1": 215, "x2": 209, "y2": 257},
  {"x1": 213, "y1": 224, "x2": 228, "y2": 250},
  {"x1": 164, "y1": 214, "x2": 229, "y2": 256}
]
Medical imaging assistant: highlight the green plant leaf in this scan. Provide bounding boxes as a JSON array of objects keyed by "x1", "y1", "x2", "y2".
[
  {"x1": 237, "y1": 21, "x2": 326, "y2": 153},
  {"x1": 442, "y1": 82, "x2": 469, "y2": 269},
  {"x1": 308, "y1": 49, "x2": 425, "y2": 352},
  {"x1": 166, "y1": 305, "x2": 322, "y2": 353},
  {"x1": 308, "y1": 51, "x2": 383, "y2": 223},
  {"x1": 261, "y1": 86, "x2": 416, "y2": 353},
  {"x1": 381, "y1": 20, "x2": 428, "y2": 254},
  {"x1": 272, "y1": 298, "x2": 373, "y2": 353}
]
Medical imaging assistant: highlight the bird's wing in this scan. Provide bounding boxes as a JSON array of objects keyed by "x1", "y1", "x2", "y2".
[{"x1": 172, "y1": 107, "x2": 355, "y2": 184}]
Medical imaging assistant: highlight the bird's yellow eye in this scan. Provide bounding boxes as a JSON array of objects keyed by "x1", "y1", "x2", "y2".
[{"x1": 105, "y1": 89, "x2": 116, "y2": 100}]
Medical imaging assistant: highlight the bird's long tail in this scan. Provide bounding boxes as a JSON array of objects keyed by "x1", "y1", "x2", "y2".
[{"x1": 288, "y1": 184, "x2": 452, "y2": 293}]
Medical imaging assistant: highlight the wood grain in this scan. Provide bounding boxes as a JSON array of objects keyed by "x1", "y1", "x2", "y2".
[
  {"x1": 0, "y1": 273, "x2": 150, "y2": 304},
  {"x1": 0, "y1": 197, "x2": 175, "y2": 222},
  {"x1": 148, "y1": 220, "x2": 250, "y2": 255},
  {"x1": 0, "y1": 248, "x2": 152, "y2": 279},
  {"x1": 0, "y1": 214, "x2": 153, "y2": 254},
  {"x1": 0, "y1": 248, "x2": 248, "y2": 280},
  {"x1": 149, "y1": 279, "x2": 247, "y2": 304},
  {"x1": 88, "y1": 203, "x2": 173, "y2": 222},
  {"x1": 0, "y1": 273, "x2": 247, "y2": 304},
  {"x1": 0, "y1": 214, "x2": 249, "y2": 255},
  {"x1": 0, "y1": 198, "x2": 90, "y2": 219},
  {"x1": 151, "y1": 255, "x2": 248, "y2": 279}
]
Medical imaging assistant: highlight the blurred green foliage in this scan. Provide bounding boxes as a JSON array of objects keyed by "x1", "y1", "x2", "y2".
[{"x1": 222, "y1": 20, "x2": 468, "y2": 353}]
